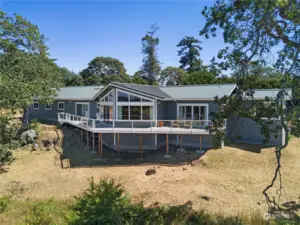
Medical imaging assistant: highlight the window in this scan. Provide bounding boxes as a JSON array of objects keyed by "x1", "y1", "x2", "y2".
[
  {"x1": 58, "y1": 102, "x2": 65, "y2": 110},
  {"x1": 33, "y1": 102, "x2": 39, "y2": 110},
  {"x1": 142, "y1": 106, "x2": 153, "y2": 120},
  {"x1": 178, "y1": 104, "x2": 209, "y2": 123},
  {"x1": 118, "y1": 106, "x2": 129, "y2": 120},
  {"x1": 45, "y1": 104, "x2": 52, "y2": 110},
  {"x1": 116, "y1": 90, "x2": 154, "y2": 120},
  {"x1": 130, "y1": 106, "x2": 141, "y2": 120},
  {"x1": 118, "y1": 91, "x2": 129, "y2": 102}
]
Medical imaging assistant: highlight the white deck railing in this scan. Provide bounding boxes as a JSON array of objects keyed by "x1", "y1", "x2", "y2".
[{"x1": 57, "y1": 112, "x2": 212, "y2": 134}]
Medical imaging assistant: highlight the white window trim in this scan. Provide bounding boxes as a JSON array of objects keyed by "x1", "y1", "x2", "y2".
[
  {"x1": 116, "y1": 89, "x2": 154, "y2": 121},
  {"x1": 45, "y1": 103, "x2": 52, "y2": 110},
  {"x1": 75, "y1": 102, "x2": 90, "y2": 118},
  {"x1": 177, "y1": 103, "x2": 209, "y2": 121},
  {"x1": 57, "y1": 102, "x2": 65, "y2": 110},
  {"x1": 33, "y1": 101, "x2": 39, "y2": 110}
]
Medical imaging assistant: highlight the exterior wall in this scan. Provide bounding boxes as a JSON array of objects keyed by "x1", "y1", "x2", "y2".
[
  {"x1": 29, "y1": 100, "x2": 99, "y2": 122},
  {"x1": 226, "y1": 115, "x2": 285, "y2": 146}
]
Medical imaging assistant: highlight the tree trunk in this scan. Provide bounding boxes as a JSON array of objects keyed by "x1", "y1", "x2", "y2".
[
  {"x1": 22, "y1": 107, "x2": 29, "y2": 127},
  {"x1": 17, "y1": 107, "x2": 29, "y2": 137}
]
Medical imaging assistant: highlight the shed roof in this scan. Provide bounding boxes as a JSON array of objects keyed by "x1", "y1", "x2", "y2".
[
  {"x1": 251, "y1": 89, "x2": 292, "y2": 100},
  {"x1": 55, "y1": 86, "x2": 103, "y2": 100},
  {"x1": 160, "y1": 83, "x2": 237, "y2": 100}
]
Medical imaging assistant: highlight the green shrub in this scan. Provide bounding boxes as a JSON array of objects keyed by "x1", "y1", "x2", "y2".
[
  {"x1": 0, "y1": 196, "x2": 11, "y2": 213},
  {"x1": 276, "y1": 218, "x2": 300, "y2": 225},
  {"x1": 0, "y1": 144, "x2": 12, "y2": 165},
  {"x1": 70, "y1": 178, "x2": 142, "y2": 225},
  {"x1": 28, "y1": 119, "x2": 41, "y2": 133},
  {"x1": 24, "y1": 199, "x2": 65, "y2": 225}
]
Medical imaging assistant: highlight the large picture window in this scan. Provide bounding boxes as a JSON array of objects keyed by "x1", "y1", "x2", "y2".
[{"x1": 116, "y1": 90, "x2": 154, "y2": 120}]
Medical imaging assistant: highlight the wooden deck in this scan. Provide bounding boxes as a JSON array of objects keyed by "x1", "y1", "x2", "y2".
[{"x1": 57, "y1": 113, "x2": 211, "y2": 135}]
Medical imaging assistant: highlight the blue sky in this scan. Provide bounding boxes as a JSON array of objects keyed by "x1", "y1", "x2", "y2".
[{"x1": 2, "y1": 0, "x2": 224, "y2": 75}]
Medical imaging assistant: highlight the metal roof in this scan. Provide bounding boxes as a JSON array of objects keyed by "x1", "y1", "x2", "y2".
[
  {"x1": 160, "y1": 83, "x2": 237, "y2": 100},
  {"x1": 55, "y1": 86, "x2": 103, "y2": 100},
  {"x1": 111, "y1": 82, "x2": 171, "y2": 99},
  {"x1": 251, "y1": 89, "x2": 292, "y2": 100}
]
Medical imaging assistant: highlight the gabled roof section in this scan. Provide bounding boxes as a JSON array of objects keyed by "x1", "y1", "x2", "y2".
[
  {"x1": 55, "y1": 86, "x2": 103, "y2": 100},
  {"x1": 250, "y1": 89, "x2": 292, "y2": 100},
  {"x1": 110, "y1": 82, "x2": 171, "y2": 99},
  {"x1": 160, "y1": 83, "x2": 237, "y2": 100}
]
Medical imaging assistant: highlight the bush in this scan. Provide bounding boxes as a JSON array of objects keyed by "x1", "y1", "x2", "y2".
[
  {"x1": 70, "y1": 178, "x2": 142, "y2": 225},
  {"x1": 0, "y1": 196, "x2": 10, "y2": 213},
  {"x1": 0, "y1": 144, "x2": 12, "y2": 166},
  {"x1": 24, "y1": 199, "x2": 70, "y2": 225},
  {"x1": 28, "y1": 119, "x2": 40, "y2": 133}
]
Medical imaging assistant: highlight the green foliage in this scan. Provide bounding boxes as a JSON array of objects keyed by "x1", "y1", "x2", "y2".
[
  {"x1": 28, "y1": 119, "x2": 39, "y2": 130},
  {"x1": 183, "y1": 69, "x2": 216, "y2": 85},
  {"x1": 70, "y1": 178, "x2": 142, "y2": 225},
  {"x1": 24, "y1": 199, "x2": 70, "y2": 225},
  {"x1": 0, "y1": 9, "x2": 63, "y2": 127},
  {"x1": 159, "y1": 67, "x2": 187, "y2": 86},
  {"x1": 80, "y1": 57, "x2": 128, "y2": 85},
  {"x1": 140, "y1": 24, "x2": 161, "y2": 85},
  {"x1": 177, "y1": 36, "x2": 203, "y2": 73},
  {"x1": 0, "y1": 196, "x2": 10, "y2": 213}
]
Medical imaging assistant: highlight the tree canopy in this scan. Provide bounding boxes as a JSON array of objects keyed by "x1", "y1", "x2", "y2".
[
  {"x1": 159, "y1": 67, "x2": 186, "y2": 86},
  {"x1": 0, "y1": 9, "x2": 63, "y2": 125},
  {"x1": 80, "y1": 57, "x2": 128, "y2": 85},
  {"x1": 177, "y1": 36, "x2": 203, "y2": 73},
  {"x1": 140, "y1": 24, "x2": 161, "y2": 85}
]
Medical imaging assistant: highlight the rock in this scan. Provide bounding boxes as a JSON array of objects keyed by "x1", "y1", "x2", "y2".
[
  {"x1": 20, "y1": 129, "x2": 37, "y2": 144},
  {"x1": 145, "y1": 169, "x2": 156, "y2": 176},
  {"x1": 182, "y1": 167, "x2": 187, "y2": 171},
  {"x1": 32, "y1": 143, "x2": 39, "y2": 151},
  {"x1": 200, "y1": 195, "x2": 211, "y2": 201}
]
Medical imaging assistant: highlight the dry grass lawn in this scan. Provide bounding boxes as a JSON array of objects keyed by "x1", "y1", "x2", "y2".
[{"x1": 0, "y1": 127, "x2": 299, "y2": 217}]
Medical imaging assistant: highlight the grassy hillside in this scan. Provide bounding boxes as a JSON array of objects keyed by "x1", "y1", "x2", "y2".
[{"x1": 0, "y1": 126, "x2": 299, "y2": 224}]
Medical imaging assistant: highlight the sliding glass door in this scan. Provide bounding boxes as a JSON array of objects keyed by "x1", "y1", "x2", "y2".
[
  {"x1": 76, "y1": 103, "x2": 89, "y2": 117},
  {"x1": 178, "y1": 104, "x2": 209, "y2": 125}
]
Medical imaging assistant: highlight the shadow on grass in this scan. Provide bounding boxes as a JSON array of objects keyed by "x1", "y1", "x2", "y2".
[
  {"x1": 59, "y1": 126, "x2": 204, "y2": 168},
  {"x1": 225, "y1": 142, "x2": 264, "y2": 153}
]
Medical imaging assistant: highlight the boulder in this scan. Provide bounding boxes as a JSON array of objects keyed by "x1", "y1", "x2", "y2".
[
  {"x1": 145, "y1": 169, "x2": 156, "y2": 176},
  {"x1": 20, "y1": 129, "x2": 37, "y2": 145}
]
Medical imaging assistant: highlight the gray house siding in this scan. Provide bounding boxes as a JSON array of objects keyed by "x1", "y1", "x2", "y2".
[
  {"x1": 29, "y1": 100, "x2": 99, "y2": 122},
  {"x1": 226, "y1": 115, "x2": 285, "y2": 146}
]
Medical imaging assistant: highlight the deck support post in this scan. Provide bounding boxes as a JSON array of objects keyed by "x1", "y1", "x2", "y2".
[
  {"x1": 98, "y1": 133, "x2": 103, "y2": 157},
  {"x1": 177, "y1": 135, "x2": 185, "y2": 152},
  {"x1": 92, "y1": 132, "x2": 95, "y2": 152},
  {"x1": 117, "y1": 133, "x2": 120, "y2": 159},
  {"x1": 81, "y1": 129, "x2": 83, "y2": 142},
  {"x1": 164, "y1": 134, "x2": 171, "y2": 158},
  {"x1": 86, "y1": 131, "x2": 89, "y2": 147},
  {"x1": 196, "y1": 135, "x2": 204, "y2": 154},
  {"x1": 139, "y1": 134, "x2": 143, "y2": 159}
]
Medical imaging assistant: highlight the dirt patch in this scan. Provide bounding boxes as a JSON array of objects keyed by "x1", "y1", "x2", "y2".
[{"x1": 0, "y1": 126, "x2": 299, "y2": 216}]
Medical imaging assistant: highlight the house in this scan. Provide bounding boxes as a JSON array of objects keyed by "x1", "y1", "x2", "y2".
[{"x1": 29, "y1": 83, "x2": 289, "y2": 155}]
